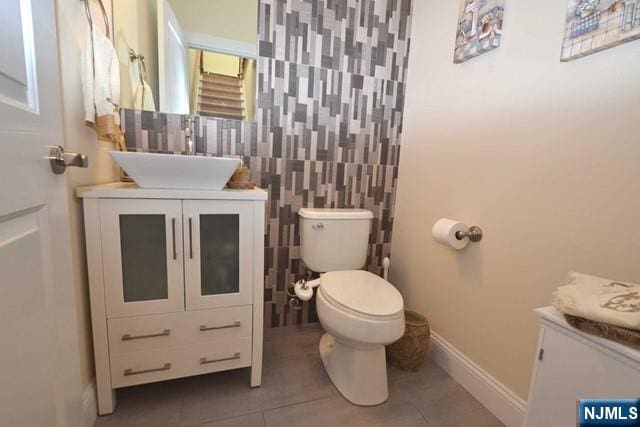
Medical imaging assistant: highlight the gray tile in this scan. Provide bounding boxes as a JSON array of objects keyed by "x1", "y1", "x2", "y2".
[
  {"x1": 185, "y1": 412, "x2": 266, "y2": 427},
  {"x1": 387, "y1": 360, "x2": 461, "y2": 406},
  {"x1": 120, "y1": 0, "x2": 414, "y2": 328},
  {"x1": 429, "y1": 405, "x2": 505, "y2": 427},
  {"x1": 93, "y1": 379, "x2": 185, "y2": 427},
  {"x1": 179, "y1": 353, "x2": 335, "y2": 425},
  {"x1": 409, "y1": 385, "x2": 490, "y2": 426},
  {"x1": 263, "y1": 396, "x2": 429, "y2": 427}
]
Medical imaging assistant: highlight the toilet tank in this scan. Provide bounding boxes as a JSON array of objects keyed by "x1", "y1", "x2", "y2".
[{"x1": 299, "y1": 208, "x2": 373, "y2": 272}]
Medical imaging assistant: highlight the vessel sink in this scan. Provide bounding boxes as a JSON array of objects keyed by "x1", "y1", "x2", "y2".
[{"x1": 110, "y1": 151, "x2": 241, "y2": 190}]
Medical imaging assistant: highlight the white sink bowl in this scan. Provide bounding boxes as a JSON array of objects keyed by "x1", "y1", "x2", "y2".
[{"x1": 110, "y1": 151, "x2": 241, "y2": 190}]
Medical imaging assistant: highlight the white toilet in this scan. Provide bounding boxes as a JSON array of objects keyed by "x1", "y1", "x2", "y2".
[{"x1": 298, "y1": 208, "x2": 405, "y2": 406}]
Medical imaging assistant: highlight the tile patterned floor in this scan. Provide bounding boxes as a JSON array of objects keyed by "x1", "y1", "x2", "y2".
[{"x1": 94, "y1": 324, "x2": 504, "y2": 427}]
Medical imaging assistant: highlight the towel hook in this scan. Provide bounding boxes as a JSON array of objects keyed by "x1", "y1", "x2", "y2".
[{"x1": 81, "y1": 0, "x2": 110, "y2": 39}]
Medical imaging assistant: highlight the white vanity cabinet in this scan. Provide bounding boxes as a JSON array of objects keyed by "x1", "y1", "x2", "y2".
[
  {"x1": 525, "y1": 307, "x2": 640, "y2": 427},
  {"x1": 78, "y1": 183, "x2": 267, "y2": 415}
]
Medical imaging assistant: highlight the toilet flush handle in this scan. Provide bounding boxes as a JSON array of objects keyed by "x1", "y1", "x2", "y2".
[{"x1": 312, "y1": 222, "x2": 324, "y2": 230}]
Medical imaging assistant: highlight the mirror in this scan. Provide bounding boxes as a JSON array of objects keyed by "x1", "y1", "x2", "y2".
[{"x1": 112, "y1": 0, "x2": 258, "y2": 122}]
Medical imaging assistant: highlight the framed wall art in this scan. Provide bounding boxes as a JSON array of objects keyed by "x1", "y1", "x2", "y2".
[
  {"x1": 454, "y1": 0, "x2": 506, "y2": 63},
  {"x1": 561, "y1": 0, "x2": 640, "y2": 61}
]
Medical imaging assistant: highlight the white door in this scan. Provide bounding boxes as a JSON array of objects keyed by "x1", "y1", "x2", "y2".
[
  {"x1": 100, "y1": 199, "x2": 185, "y2": 317},
  {"x1": 157, "y1": 0, "x2": 189, "y2": 114},
  {"x1": 0, "y1": 0, "x2": 83, "y2": 426},
  {"x1": 183, "y1": 200, "x2": 254, "y2": 310}
]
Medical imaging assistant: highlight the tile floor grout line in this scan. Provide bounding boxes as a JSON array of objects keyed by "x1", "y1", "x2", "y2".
[
  {"x1": 406, "y1": 400, "x2": 433, "y2": 427},
  {"x1": 181, "y1": 393, "x2": 337, "y2": 426},
  {"x1": 179, "y1": 411, "x2": 266, "y2": 427},
  {"x1": 261, "y1": 393, "x2": 337, "y2": 416},
  {"x1": 177, "y1": 386, "x2": 188, "y2": 426}
]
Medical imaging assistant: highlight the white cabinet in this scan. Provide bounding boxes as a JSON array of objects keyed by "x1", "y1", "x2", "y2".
[
  {"x1": 525, "y1": 307, "x2": 640, "y2": 427},
  {"x1": 78, "y1": 183, "x2": 267, "y2": 415}
]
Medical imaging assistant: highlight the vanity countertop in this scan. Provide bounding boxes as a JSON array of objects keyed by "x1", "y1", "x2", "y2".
[{"x1": 77, "y1": 182, "x2": 268, "y2": 201}]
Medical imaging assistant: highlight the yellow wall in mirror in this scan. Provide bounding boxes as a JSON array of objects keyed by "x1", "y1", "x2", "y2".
[
  {"x1": 202, "y1": 51, "x2": 240, "y2": 76},
  {"x1": 168, "y1": 0, "x2": 258, "y2": 44},
  {"x1": 242, "y1": 59, "x2": 257, "y2": 122}
]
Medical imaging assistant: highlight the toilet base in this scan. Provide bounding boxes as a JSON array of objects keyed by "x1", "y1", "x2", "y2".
[{"x1": 319, "y1": 333, "x2": 389, "y2": 406}]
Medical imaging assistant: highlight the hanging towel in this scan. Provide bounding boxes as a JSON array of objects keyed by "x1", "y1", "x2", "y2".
[
  {"x1": 82, "y1": 24, "x2": 121, "y2": 142},
  {"x1": 553, "y1": 272, "x2": 640, "y2": 331},
  {"x1": 133, "y1": 79, "x2": 156, "y2": 111}
]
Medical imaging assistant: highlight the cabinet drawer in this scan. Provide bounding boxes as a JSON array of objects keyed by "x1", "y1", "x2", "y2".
[
  {"x1": 108, "y1": 306, "x2": 253, "y2": 354},
  {"x1": 183, "y1": 306, "x2": 253, "y2": 343},
  {"x1": 110, "y1": 338, "x2": 252, "y2": 388},
  {"x1": 111, "y1": 347, "x2": 178, "y2": 388},
  {"x1": 187, "y1": 338, "x2": 252, "y2": 376},
  {"x1": 108, "y1": 313, "x2": 181, "y2": 354}
]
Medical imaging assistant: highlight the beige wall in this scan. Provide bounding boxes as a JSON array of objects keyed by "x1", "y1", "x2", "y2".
[
  {"x1": 56, "y1": 0, "x2": 119, "y2": 394},
  {"x1": 112, "y1": 0, "x2": 159, "y2": 109},
  {"x1": 391, "y1": 0, "x2": 640, "y2": 400},
  {"x1": 168, "y1": 0, "x2": 258, "y2": 44}
]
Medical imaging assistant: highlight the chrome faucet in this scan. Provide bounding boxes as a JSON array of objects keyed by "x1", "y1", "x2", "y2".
[{"x1": 184, "y1": 116, "x2": 196, "y2": 155}]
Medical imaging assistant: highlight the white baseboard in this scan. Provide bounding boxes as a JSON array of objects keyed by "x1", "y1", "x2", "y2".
[
  {"x1": 82, "y1": 380, "x2": 98, "y2": 427},
  {"x1": 429, "y1": 332, "x2": 527, "y2": 427}
]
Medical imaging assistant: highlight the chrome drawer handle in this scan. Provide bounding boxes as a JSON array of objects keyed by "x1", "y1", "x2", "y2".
[
  {"x1": 199, "y1": 321, "x2": 241, "y2": 331},
  {"x1": 200, "y1": 353, "x2": 240, "y2": 365},
  {"x1": 124, "y1": 362, "x2": 171, "y2": 376},
  {"x1": 122, "y1": 329, "x2": 171, "y2": 341}
]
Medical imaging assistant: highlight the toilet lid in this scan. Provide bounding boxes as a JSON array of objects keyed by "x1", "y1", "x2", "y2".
[{"x1": 321, "y1": 270, "x2": 403, "y2": 317}]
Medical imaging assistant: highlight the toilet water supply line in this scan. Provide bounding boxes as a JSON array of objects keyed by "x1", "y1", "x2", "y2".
[
  {"x1": 383, "y1": 257, "x2": 390, "y2": 281},
  {"x1": 291, "y1": 257, "x2": 391, "y2": 303}
]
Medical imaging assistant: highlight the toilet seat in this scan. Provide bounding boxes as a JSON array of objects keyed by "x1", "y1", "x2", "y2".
[{"x1": 320, "y1": 270, "x2": 403, "y2": 319}]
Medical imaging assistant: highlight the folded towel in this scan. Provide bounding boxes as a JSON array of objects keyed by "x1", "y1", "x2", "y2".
[
  {"x1": 553, "y1": 272, "x2": 640, "y2": 331},
  {"x1": 82, "y1": 25, "x2": 120, "y2": 142}
]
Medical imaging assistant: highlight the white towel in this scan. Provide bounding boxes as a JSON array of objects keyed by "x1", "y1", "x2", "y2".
[
  {"x1": 553, "y1": 272, "x2": 640, "y2": 331},
  {"x1": 82, "y1": 25, "x2": 120, "y2": 141},
  {"x1": 133, "y1": 79, "x2": 156, "y2": 111}
]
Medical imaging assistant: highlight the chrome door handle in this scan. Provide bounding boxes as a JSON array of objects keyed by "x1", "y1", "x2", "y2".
[
  {"x1": 124, "y1": 362, "x2": 171, "y2": 376},
  {"x1": 200, "y1": 353, "x2": 240, "y2": 365},
  {"x1": 48, "y1": 145, "x2": 88, "y2": 174},
  {"x1": 199, "y1": 321, "x2": 241, "y2": 331},
  {"x1": 122, "y1": 329, "x2": 171, "y2": 341}
]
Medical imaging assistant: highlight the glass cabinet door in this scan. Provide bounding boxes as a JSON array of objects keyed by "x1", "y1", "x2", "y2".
[
  {"x1": 183, "y1": 200, "x2": 253, "y2": 310},
  {"x1": 100, "y1": 199, "x2": 184, "y2": 317}
]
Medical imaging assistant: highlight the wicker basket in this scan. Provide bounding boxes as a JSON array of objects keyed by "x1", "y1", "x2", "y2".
[
  {"x1": 386, "y1": 310, "x2": 430, "y2": 371},
  {"x1": 227, "y1": 163, "x2": 255, "y2": 189}
]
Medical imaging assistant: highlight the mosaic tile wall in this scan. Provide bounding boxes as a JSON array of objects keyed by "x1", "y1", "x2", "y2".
[{"x1": 121, "y1": 0, "x2": 413, "y2": 327}]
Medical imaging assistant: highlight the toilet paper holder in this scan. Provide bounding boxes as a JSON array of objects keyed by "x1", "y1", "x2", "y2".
[{"x1": 455, "y1": 226, "x2": 483, "y2": 243}]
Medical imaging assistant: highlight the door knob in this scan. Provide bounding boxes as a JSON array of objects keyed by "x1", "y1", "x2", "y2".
[{"x1": 48, "y1": 145, "x2": 89, "y2": 174}]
